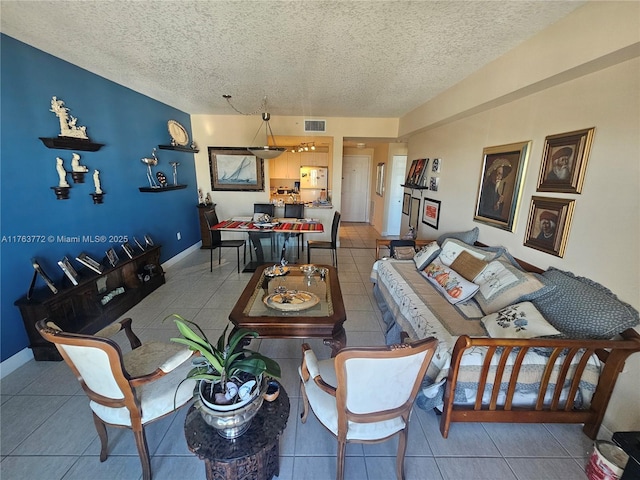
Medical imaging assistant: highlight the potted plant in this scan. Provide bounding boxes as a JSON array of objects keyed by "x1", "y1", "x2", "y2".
[{"x1": 167, "y1": 314, "x2": 281, "y2": 438}]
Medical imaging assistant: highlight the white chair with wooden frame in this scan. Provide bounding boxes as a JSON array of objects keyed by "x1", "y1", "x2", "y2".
[
  {"x1": 298, "y1": 337, "x2": 438, "y2": 480},
  {"x1": 36, "y1": 318, "x2": 196, "y2": 480}
]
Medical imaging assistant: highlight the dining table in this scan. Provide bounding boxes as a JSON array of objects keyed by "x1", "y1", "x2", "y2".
[{"x1": 211, "y1": 217, "x2": 324, "y2": 271}]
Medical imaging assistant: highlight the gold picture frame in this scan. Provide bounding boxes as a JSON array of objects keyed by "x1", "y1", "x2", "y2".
[
  {"x1": 537, "y1": 127, "x2": 595, "y2": 193},
  {"x1": 474, "y1": 141, "x2": 531, "y2": 232},
  {"x1": 523, "y1": 196, "x2": 575, "y2": 257}
]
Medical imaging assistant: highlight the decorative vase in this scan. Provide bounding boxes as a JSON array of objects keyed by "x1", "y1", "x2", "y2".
[{"x1": 195, "y1": 376, "x2": 268, "y2": 439}]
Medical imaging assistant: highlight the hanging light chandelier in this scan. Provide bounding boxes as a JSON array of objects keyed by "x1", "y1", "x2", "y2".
[{"x1": 223, "y1": 95, "x2": 286, "y2": 160}]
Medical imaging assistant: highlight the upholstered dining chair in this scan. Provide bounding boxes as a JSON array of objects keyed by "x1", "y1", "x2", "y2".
[
  {"x1": 36, "y1": 318, "x2": 196, "y2": 480},
  {"x1": 307, "y1": 211, "x2": 341, "y2": 268},
  {"x1": 204, "y1": 207, "x2": 246, "y2": 273},
  {"x1": 298, "y1": 337, "x2": 438, "y2": 480}
]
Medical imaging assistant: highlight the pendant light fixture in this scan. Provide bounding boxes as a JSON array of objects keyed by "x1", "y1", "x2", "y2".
[{"x1": 223, "y1": 95, "x2": 285, "y2": 160}]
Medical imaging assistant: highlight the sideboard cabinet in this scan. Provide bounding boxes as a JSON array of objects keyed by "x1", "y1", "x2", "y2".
[{"x1": 15, "y1": 246, "x2": 165, "y2": 361}]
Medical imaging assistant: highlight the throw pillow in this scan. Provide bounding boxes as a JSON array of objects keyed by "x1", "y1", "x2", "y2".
[
  {"x1": 413, "y1": 241, "x2": 441, "y2": 270},
  {"x1": 532, "y1": 268, "x2": 640, "y2": 339},
  {"x1": 437, "y1": 238, "x2": 504, "y2": 267},
  {"x1": 482, "y1": 302, "x2": 561, "y2": 339},
  {"x1": 420, "y1": 258, "x2": 480, "y2": 304},
  {"x1": 436, "y1": 226, "x2": 479, "y2": 246},
  {"x1": 393, "y1": 246, "x2": 416, "y2": 260},
  {"x1": 450, "y1": 250, "x2": 488, "y2": 281},
  {"x1": 473, "y1": 260, "x2": 555, "y2": 315}
]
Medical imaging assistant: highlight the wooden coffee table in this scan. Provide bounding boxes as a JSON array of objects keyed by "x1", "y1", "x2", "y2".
[{"x1": 229, "y1": 264, "x2": 346, "y2": 356}]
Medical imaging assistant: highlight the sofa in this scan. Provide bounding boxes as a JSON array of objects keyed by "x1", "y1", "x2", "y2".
[{"x1": 370, "y1": 230, "x2": 640, "y2": 439}]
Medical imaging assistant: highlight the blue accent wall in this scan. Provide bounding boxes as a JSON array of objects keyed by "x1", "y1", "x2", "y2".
[{"x1": 1, "y1": 35, "x2": 201, "y2": 361}]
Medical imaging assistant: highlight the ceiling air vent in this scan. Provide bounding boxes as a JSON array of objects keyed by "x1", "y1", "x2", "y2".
[{"x1": 304, "y1": 119, "x2": 326, "y2": 132}]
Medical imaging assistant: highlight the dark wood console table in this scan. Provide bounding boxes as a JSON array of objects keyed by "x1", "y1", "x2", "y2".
[
  {"x1": 184, "y1": 384, "x2": 290, "y2": 480},
  {"x1": 15, "y1": 245, "x2": 165, "y2": 361}
]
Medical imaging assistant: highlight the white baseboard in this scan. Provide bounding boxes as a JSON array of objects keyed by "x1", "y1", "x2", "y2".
[
  {"x1": 161, "y1": 241, "x2": 202, "y2": 269},
  {"x1": 1, "y1": 348, "x2": 34, "y2": 379}
]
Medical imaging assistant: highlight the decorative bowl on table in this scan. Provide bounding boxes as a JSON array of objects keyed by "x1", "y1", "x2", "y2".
[{"x1": 263, "y1": 290, "x2": 320, "y2": 312}]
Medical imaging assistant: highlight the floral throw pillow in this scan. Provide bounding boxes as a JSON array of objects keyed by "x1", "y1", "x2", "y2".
[
  {"x1": 482, "y1": 302, "x2": 561, "y2": 339},
  {"x1": 420, "y1": 258, "x2": 479, "y2": 304}
]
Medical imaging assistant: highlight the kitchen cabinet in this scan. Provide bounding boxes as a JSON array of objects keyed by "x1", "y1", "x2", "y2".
[
  {"x1": 301, "y1": 152, "x2": 328, "y2": 167},
  {"x1": 271, "y1": 152, "x2": 300, "y2": 179}
]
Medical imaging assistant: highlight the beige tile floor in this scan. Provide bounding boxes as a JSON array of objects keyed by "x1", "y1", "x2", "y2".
[{"x1": 1, "y1": 223, "x2": 593, "y2": 479}]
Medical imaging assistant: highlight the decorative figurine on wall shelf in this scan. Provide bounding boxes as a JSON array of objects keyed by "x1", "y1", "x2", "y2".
[
  {"x1": 141, "y1": 148, "x2": 159, "y2": 188},
  {"x1": 50, "y1": 96, "x2": 88, "y2": 139},
  {"x1": 70, "y1": 152, "x2": 89, "y2": 183},
  {"x1": 91, "y1": 169, "x2": 105, "y2": 204},
  {"x1": 51, "y1": 157, "x2": 71, "y2": 199},
  {"x1": 156, "y1": 171, "x2": 168, "y2": 187},
  {"x1": 205, "y1": 192, "x2": 213, "y2": 206},
  {"x1": 170, "y1": 162, "x2": 180, "y2": 185}
]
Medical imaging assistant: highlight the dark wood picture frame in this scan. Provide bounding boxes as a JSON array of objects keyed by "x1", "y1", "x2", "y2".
[
  {"x1": 474, "y1": 140, "x2": 531, "y2": 232},
  {"x1": 524, "y1": 196, "x2": 575, "y2": 257},
  {"x1": 409, "y1": 197, "x2": 420, "y2": 228},
  {"x1": 402, "y1": 193, "x2": 410, "y2": 215},
  {"x1": 422, "y1": 197, "x2": 441, "y2": 229},
  {"x1": 537, "y1": 127, "x2": 595, "y2": 194},
  {"x1": 209, "y1": 147, "x2": 265, "y2": 192}
]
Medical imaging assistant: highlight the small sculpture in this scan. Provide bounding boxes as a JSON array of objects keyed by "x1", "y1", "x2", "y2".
[
  {"x1": 71, "y1": 153, "x2": 89, "y2": 172},
  {"x1": 205, "y1": 192, "x2": 213, "y2": 205},
  {"x1": 93, "y1": 170, "x2": 103, "y2": 194},
  {"x1": 56, "y1": 157, "x2": 70, "y2": 187},
  {"x1": 198, "y1": 188, "x2": 205, "y2": 205},
  {"x1": 50, "y1": 96, "x2": 89, "y2": 139},
  {"x1": 170, "y1": 162, "x2": 180, "y2": 185},
  {"x1": 141, "y1": 148, "x2": 159, "y2": 188}
]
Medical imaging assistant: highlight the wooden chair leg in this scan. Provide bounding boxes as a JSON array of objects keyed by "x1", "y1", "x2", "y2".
[
  {"x1": 132, "y1": 424, "x2": 152, "y2": 480},
  {"x1": 92, "y1": 412, "x2": 109, "y2": 462},
  {"x1": 396, "y1": 427, "x2": 408, "y2": 480},
  {"x1": 236, "y1": 247, "x2": 240, "y2": 273},
  {"x1": 209, "y1": 245, "x2": 213, "y2": 272},
  {"x1": 300, "y1": 381, "x2": 310, "y2": 423},
  {"x1": 218, "y1": 246, "x2": 222, "y2": 266},
  {"x1": 337, "y1": 440, "x2": 347, "y2": 480}
]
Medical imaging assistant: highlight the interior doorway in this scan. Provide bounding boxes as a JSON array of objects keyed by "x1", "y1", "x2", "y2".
[
  {"x1": 341, "y1": 155, "x2": 371, "y2": 222},
  {"x1": 384, "y1": 155, "x2": 407, "y2": 236}
]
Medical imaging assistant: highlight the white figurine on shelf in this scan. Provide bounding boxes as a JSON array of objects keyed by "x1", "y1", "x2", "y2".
[
  {"x1": 50, "y1": 96, "x2": 88, "y2": 139},
  {"x1": 56, "y1": 157, "x2": 70, "y2": 187},
  {"x1": 71, "y1": 152, "x2": 89, "y2": 172},
  {"x1": 93, "y1": 170, "x2": 103, "y2": 194}
]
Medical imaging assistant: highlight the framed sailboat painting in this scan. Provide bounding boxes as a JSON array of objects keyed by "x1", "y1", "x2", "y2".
[{"x1": 208, "y1": 147, "x2": 265, "y2": 191}]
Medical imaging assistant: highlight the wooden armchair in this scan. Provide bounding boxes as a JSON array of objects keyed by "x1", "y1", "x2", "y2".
[
  {"x1": 36, "y1": 318, "x2": 196, "y2": 480},
  {"x1": 298, "y1": 337, "x2": 437, "y2": 480}
]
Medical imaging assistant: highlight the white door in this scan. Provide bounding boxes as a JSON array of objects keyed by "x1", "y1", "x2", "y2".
[
  {"x1": 341, "y1": 155, "x2": 370, "y2": 222},
  {"x1": 385, "y1": 155, "x2": 407, "y2": 235}
]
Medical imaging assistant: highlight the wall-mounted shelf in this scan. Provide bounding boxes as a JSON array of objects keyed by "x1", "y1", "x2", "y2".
[
  {"x1": 39, "y1": 137, "x2": 104, "y2": 151},
  {"x1": 158, "y1": 145, "x2": 199, "y2": 153},
  {"x1": 401, "y1": 184, "x2": 429, "y2": 190},
  {"x1": 139, "y1": 184, "x2": 187, "y2": 193}
]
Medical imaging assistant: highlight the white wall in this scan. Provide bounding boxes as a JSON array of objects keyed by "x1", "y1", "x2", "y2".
[{"x1": 399, "y1": 2, "x2": 639, "y2": 434}]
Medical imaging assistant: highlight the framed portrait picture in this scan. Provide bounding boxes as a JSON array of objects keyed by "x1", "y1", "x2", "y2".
[
  {"x1": 415, "y1": 158, "x2": 429, "y2": 187},
  {"x1": 429, "y1": 176, "x2": 439, "y2": 191},
  {"x1": 409, "y1": 197, "x2": 420, "y2": 228},
  {"x1": 431, "y1": 158, "x2": 441, "y2": 173},
  {"x1": 133, "y1": 236, "x2": 146, "y2": 251},
  {"x1": 106, "y1": 247, "x2": 119, "y2": 267},
  {"x1": 524, "y1": 196, "x2": 575, "y2": 257},
  {"x1": 144, "y1": 234, "x2": 154, "y2": 247},
  {"x1": 422, "y1": 197, "x2": 441, "y2": 229},
  {"x1": 537, "y1": 127, "x2": 595, "y2": 193},
  {"x1": 31, "y1": 258, "x2": 58, "y2": 294},
  {"x1": 376, "y1": 163, "x2": 385, "y2": 196},
  {"x1": 57, "y1": 256, "x2": 79, "y2": 286},
  {"x1": 402, "y1": 192, "x2": 410, "y2": 215},
  {"x1": 121, "y1": 242, "x2": 135, "y2": 259},
  {"x1": 209, "y1": 147, "x2": 265, "y2": 191},
  {"x1": 474, "y1": 140, "x2": 531, "y2": 232}
]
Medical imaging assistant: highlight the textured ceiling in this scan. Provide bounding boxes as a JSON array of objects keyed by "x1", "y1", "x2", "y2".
[{"x1": 1, "y1": 1, "x2": 584, "y2": 118}]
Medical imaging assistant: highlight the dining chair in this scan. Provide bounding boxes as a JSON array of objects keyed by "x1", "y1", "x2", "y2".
[
  {"x1": 307, "y1": 211, "x2": 340, "y2": 268},
  {"x1": 284, "y1": 203, "x2": 305, "y2": 258},
  {"x1": 299, "y1": 337, "x2": 438, "y2": 480},
  {"x1": 204, "y1": 207, "x2": 246, "y2": 273},
  {"x1": 36, "y1": 318, "x2": 196, "y2": 480},
  {"x1": 253, "y1": 203, "x2": 277, "y2": 257}
]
